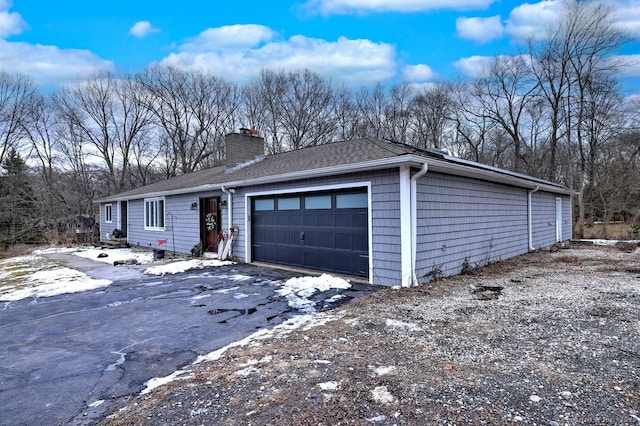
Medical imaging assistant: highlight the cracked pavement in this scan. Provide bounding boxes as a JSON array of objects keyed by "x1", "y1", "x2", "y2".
[{"x1": 0, "y1": 255, "x2": 378, "y2": 426}]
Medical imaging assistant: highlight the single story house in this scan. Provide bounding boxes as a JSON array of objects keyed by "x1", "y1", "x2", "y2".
[{"x1": 96, "y1": 131, "x2": 574, "y2": 287}]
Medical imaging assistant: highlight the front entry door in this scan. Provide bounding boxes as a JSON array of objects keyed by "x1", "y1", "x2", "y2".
[{"x1": 201, "y1": 198, "x2": 220, "y2": 252}]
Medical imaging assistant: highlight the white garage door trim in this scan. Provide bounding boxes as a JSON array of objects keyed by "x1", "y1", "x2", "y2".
[{"x1": 245, "y1": 181, "x2": 373, "y2": 283}]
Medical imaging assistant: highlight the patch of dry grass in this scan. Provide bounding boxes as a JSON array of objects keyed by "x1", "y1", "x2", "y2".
[{"x1": 0, "y1": 244, "x2": 45, "y2": 260}]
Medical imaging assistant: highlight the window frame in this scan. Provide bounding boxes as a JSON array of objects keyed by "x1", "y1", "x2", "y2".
[
  {"x1": 104, "y1": 203, "x2": 113, "y2": 223},
  {"x1": 144, "y1": 197, "x2": 165, "y2": 231}
]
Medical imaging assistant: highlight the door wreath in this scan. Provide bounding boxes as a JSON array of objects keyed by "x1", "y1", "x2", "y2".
[{"x1": 205, "y1": 213, "x2": 217, "y2": 231}]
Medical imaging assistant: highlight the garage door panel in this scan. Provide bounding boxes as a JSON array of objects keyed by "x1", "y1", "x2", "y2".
[
  {"x1": 318, "y1": 214, "x2": 334, "y2": 227},
  {"x1": 318, "y1": 232, "x2": 334, "y2": 248},
  {"x1": 352, "y1": 234, "x2": 368, "y2": 251},
  {"x1": 353, "y1": 212, "x2": 367, "y2": 227},
  {"x1": 253, "y1": 228, "x2": 276, "y2": 244},
  {"x1": 253, "y1": 213, "x2": 276, "y2": 226},
  {"x1": 253, "y1": 244, "x2": 275, "y2": 262},
  {"x1": 335, "y1": 213, "x2": 353, "y2": 227},
  {"x1": 303, "y1": 215, "x2": 319, "y2": 227}
]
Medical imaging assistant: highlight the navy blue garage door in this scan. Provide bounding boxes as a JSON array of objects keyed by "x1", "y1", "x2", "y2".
[{"x1": 251, "y1": 190, "x2": 369, "y2": 277}]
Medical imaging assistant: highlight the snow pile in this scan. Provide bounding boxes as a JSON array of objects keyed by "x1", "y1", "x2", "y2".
[
  {"x1": 73, "y1": 247, "x2": 154, "y2": 265},
  {"x1": 319, "y1": 381, "x2": 340, "y2": 391},
  {"x1": 32, "y1": 246, "x2": 80, "y2": 255},
  {"x1": 144, "y1": 259, "x2": 234, "y2": 275},
  {"x1": 141, "y1": 370, "x2": 195, "y2": 395},
  {"x1": 1, "y1": 260, "x2": 111, "y2": 301},
  {"x1": 371, "y1": 386, "x2": 396, "y2": 404},
  {"x1": 385, "y1": 319, "x2": 422, "y2": 332},
  {"x1": 225, "y1": 154, "x2": 266, "y2": 174},
  {"x1": 276, "y1": 273, "x2": 351, "y2": 313}
]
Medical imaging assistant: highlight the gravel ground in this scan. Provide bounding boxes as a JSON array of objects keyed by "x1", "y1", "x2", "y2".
[{"x1": 102, "y1": 245, "x2": 640, "y2": 425}]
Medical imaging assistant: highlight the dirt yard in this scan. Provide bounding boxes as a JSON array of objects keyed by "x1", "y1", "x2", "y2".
[{"x1": 102, "y1": 245, "x2": 640, "y2": 425}]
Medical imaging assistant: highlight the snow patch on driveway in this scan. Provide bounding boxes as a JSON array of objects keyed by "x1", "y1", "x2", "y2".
[
  {"x1": 276, "y1": 273, "x2": 351, "y2": 313},
  {"x1": 144, "y1": 259, "x2": 234, "y2": 275},
  {"x1": 73, "y1": 247, "x2": 154, "y2": 265}
]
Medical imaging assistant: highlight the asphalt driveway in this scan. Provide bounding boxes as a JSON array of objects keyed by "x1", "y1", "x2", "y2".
[{"x1": 0, "y1": 253, "x2": 377, "y2": 426}]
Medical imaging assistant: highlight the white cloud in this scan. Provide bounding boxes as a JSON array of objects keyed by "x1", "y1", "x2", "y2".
[
  {"x1": 612, "y1": 0, "x2": 640, "y2": 39},
  {"x1": 456, "y1": 15, "x2": 504, "y2": 43},
  {"x1": 129, "y1": 20, "x2": 159, "y2": 38},
  {"x1": 159, "y1": 25, "x2": 396, "y2": 85},
  {"x1": 610, "y1": 54, "x2": 640, "y2": 76},
  {"x1": 453, "y1": 55, "x2": 494, "y2": 78},
  {"x1": 402, "y1": 64, "x2": 436, "y2": 82},
  {"x1": 302, "y1": 0, "x2": 496, "y2": 15},
  {"x1": 0, "y1": 40, "x2": 114, "y2": 87},
  {"x1": 0, "y1": 0, "x2": 26, "y2": 38},
  {"x1": 179, "y1": 24, "x2": 276, "y2": 51},
  {"x1": 505, "y1": 0, "x2": 562, "y2": 42},
  {"x1": 504, "y1": 1, "x2": 640, "y2": 42},
  {"x1": 453, "y1": 54, "x2": 532, "y2": 78}
]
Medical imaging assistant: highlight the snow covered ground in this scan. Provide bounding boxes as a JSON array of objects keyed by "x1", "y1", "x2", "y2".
[
  {"x1": 0, "y1": 246, "x2": 233, "y2": 302},
  {"x1": 0, "y1": 254, "x2": 111, "y2": 301}
]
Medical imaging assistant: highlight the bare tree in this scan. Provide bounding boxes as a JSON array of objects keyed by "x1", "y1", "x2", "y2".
[
  {"x1": 23, "y1": 95, "x2": 70, "y2": 230},
  {"x1": 451, "y1": 83, "x2": 497, "y2": 162},
  {"x1": 471, "y1": 56, "x2": 539, "y2": 173},
  {"x1": 411, "y1": 83, "x2": 455, "y2": 150},
  {"x1": 138, "y1": 66, "x2": 240, "y2": 175},
  {"x1": 0, "y1": 72, "x2": 37, "y2": 165},
  {"x1": 355, "y1": 84, "x2": 388, "y2": 140},
  {"x1": 245, "y1": 70, "x2": 288, "y2": 154},
  {"x1": 279, "y1": 69, "x2": 336, "y2": 150},
  {"x1": 53, "y1": 73, "x2": 155, "y2": 194},
  {"x1": 557, "y1": 1, "x2": 626, "y2": 237},
  {"x1": 332, "y1": 85, "x2": 361, "y2": 141}
]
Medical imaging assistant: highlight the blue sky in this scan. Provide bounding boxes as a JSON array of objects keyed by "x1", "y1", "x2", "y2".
[{"x1": 2, "y1": 0, "x2": 640, "y2": 94}]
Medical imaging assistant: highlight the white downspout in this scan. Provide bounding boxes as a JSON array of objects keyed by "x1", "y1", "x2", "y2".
[
  {"x1": 221, "y1": 186, "x2": 234, "y2": 233},
  {"x1": 410, "y1": 163, "x2": 429, "y2": 286},
  {"x1": 528, "y1": 186, "x2": 539, "y2": 251}
]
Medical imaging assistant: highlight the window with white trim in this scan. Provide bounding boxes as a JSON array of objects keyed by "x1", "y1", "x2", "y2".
[
  {"x1": 144, "y1": 198, "x2": 165, "y2": 230},
  {"x1": 105, "y1": 204, "x2": 113, "y2": 223}
]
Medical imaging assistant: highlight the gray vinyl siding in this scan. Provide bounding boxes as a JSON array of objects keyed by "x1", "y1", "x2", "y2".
[
  {"x1": 531, "y1": 191, "x2": 559, "y2": 249},
  {"x1": 101, "y1": 164, "x2": 572, "y2": 287},
  {"x1": 233, "y1": 169, "x2": 402, "y2": 285},
  {"x1": 99, "y1": 202, "x2": 119, "y2": 240},
  {"x1": 414, "y1": 173, "x2": 529, "y2": 281},
  {"x1": 127, "y1": 192, "x2": 225, "y2": 255}
]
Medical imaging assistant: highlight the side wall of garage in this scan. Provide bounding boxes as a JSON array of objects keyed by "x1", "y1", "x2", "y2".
[
  {"x1": 229, "y1": 168, "x2": 402, "y2": 285},
  {"x1": 531, "y1": 191, "x2": 572, "y2": 249},
  {"x1": 414, "y1": 173, "x2": 573, "y2": 282},
  {"x1": 414, "y1": 172, "x2": 530, "y2": 280}
]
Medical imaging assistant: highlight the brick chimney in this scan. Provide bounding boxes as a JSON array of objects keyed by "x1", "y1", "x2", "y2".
[{"x1": 225, "y1": 129, "x2": 265, "y2": 169}]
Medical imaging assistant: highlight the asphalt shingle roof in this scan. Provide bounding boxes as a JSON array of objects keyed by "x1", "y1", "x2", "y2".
[
  {"x1": 97, "y1": 137, "x2": 570, "y2": 202},
  {"x1": 97, "y1": 138, "x2": 418, "y2": 201}
]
